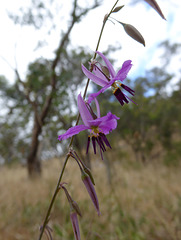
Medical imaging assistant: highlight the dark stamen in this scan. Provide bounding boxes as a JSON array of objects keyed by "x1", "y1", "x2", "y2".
[
  {"x1": 96, "y1": 136, "x2": 106, "y2": 152},
  {"x1": 114, "y1": 88, "x2": 129, "y2": 105},
  {"x1": 92, "y1": 136, "x2": 97, "y2": 154},
  {"x1": 86, "y1": 136, "x2": 90, "y2": 154},
  {"x1": 98, "y1": 145, "x2": 104, "y2": 160},
  {"x1": 121, "y1": 84, "x2": 135, "y2": 96},
  {"x1": 99, "y1": 133, "x2": 112, "y2": 149}
]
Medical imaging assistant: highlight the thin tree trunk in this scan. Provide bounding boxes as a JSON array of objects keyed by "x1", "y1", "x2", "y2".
[
  {"x1": 23, "y1": 0, "x2": 100, "y2": 177},
  {"x1": 27, "y1": 117, "x2": 42, "y2": 177}
]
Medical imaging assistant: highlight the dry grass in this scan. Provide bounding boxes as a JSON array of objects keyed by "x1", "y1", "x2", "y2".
[{"x1": 0, "y1": 158, "x2": 181, "y2": 240}]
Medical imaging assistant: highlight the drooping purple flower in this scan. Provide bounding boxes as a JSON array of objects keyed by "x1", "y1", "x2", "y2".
[
  {"x1": 82, "y1": 171, "x2": 100, "y2": 216},
  {"x1": 58, "y1": 94, "x2": 119, "y2": 159},
  {"x1": 82, "y1": 51, "x2": 135, "y2": 106},
  {"x1": 70, "y1": 211, "x2": 81, "y2": 240}
]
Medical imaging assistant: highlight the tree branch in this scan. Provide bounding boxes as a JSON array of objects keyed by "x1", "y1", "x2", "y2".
[{"x1": 40, "y1": 0, "x2": 101, "y2": 124}]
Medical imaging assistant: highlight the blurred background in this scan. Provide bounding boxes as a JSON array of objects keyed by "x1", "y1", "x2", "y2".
[{"x1": 0, "y1": 0, "x2": 181, "y2": 239}]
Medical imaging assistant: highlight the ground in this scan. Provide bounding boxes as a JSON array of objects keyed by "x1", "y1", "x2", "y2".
[{"x1": 0, "y1": 158, "x2": 181, "y2": 240}]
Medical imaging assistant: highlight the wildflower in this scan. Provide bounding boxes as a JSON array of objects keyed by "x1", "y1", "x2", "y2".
[
  {"x1": 58, "y1": 94, "x2": 119, "y2": 159},
  {"x1": 82, "y1": 170, "x2": 100, "y2": 216},
  {"x1": 82, "y1": 51, "x2": 135, "y2": 106}
]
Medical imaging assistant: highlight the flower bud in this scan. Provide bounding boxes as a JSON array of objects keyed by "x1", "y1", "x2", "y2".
[
  {"x1": 112, "y1": 5, "x2": 124, "y2": 13},
  {"x1": 70, "y1": 211, "x2": 81, "y2": 240},
  {"x1": 71, "y1": 200, "x2": 82, "y2": 217},
  {"x1": 101, "y1": 66, "x2": 110, "y2": 78},
  {"x1": 122, "y1": 23, "x2": 145, "y2": 46},
  {"x1": 60, "y1": 183, "x2": 82, "y2": 217},
  {"x1": 81, "y1": 171, "x2": 100, "y2": 216},
  {"x1": 83, "y1": 166, "x2": 95, "y2": 185},
  {"x1": 103, "y1": 14, "x2": 109, "y2": 23}
]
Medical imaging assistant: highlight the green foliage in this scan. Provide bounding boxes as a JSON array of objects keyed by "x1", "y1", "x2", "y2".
[
  {"x1": 0, "y1": 48, "x2": 91, "y2": 164},
  {"x1": 1, "y1": 38, "x2": 181, "y2": 165},
  {"x1": 164, "y1": 140, "x2": 181, "y2": 166},
  {"x1": 94, "y1": 64, "x2": 181, "y2": 164}
]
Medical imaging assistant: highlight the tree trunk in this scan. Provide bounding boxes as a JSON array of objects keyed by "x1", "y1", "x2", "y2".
[
  {"x1": 27, "y1": 117, "x2": 42, "y2": 177},
  {"x1": 23, "y1": 1, "x2": 101, "y2": 177}
]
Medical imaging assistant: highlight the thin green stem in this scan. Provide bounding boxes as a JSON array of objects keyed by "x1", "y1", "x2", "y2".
[
  {"x1": 83, "y1": 0, "x2": 119, "y2": 98},
  {"x1": 38, "y1": 1, "x2": 119, "y2": 239}
]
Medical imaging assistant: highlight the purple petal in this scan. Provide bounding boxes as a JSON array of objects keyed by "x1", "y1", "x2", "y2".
[
  {"x1": 99, "y1": 119, "x2": 118, "y2": 134},
  {"x1": 87, "y1": 78, "x2": 117, "y2": 104},
  {"x1": 58, "y1": 125, "x2": 89, "y2": 141},
  {"x1": 96, "y1": 51, "x2": 116, "y2": 78},
  {"x1": 93, "y1": 65, "x2": 110, "y2": 82},
  {"x1": 99, "y1": 112, "x2": 119, "y2": 133},
  {"x1": 88, "y1": 112, "x2": 119, "y2": 125},
  {"x1": 88, "y1": 112, "x2": 119, "y2": 134},
  {"x1": 100, "y1": 78, "x2": 118, "y2": 93},
  {"x1": 77, "y1": 94, "x2": 93, "y2": 127},
  {"x1": 94, "y1": 97, "x2": 101, "y2": 118},
  {"x1": 114, "y1": 60, "x2": 132, "y2": 82},
  {"x1": 81, "y1": 64, "x2": 108, "y2": 87},
  {"x1": 87, "y1": 90, "x2": 103, "y2": 104}
]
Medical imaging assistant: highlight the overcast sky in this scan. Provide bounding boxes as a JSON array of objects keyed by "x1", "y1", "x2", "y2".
[{"x1": 0, "y1": 0, "x2": 181, "y2": 85}]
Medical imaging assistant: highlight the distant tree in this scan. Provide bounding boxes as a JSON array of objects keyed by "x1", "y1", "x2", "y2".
[
  {"x1": 94, "y1": 43, "x2": 181, "y2": 163},
  {"x1": 3, "y1": 0, "x2": 101, "y2": 177}
]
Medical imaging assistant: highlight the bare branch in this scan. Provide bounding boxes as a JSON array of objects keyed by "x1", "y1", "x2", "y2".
[{"x1": 40, "y1": 0, "x2": 101, "y2": 123}]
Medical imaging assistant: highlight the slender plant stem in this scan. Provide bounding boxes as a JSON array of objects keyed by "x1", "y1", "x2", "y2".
[{"x1": 38, "y1": 1, "x2": 119, "y2": 239}]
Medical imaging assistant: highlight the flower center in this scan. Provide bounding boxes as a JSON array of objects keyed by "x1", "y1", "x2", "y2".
[
  {"x1": 90, "y1": 126, "x2": 100, "y2": 135},
  {"x1": 111, "y1": 81, "x2": 122, "y2": 92}
]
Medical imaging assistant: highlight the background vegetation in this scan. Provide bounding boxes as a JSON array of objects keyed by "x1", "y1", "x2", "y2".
[
  {"x1": 0, "y1": 158, "x2": 181, "y2": 240},
  {"x1": 0, "y1": 0, "x2": 181, "y2": 239}
]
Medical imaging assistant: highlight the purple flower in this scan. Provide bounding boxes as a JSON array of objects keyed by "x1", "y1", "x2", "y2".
[
  {"x1": 82, "y1": 171, "x2": 100, "y2": 216},
  {"x1": 58, "y1": 94, "x2": 119, "y2": 159},
  {"x1": 70, "y1": 211, "x2": 81, "y2": 240},
  {"x1": 82, "y1": 51, "x2": 135, "y2": 106}
]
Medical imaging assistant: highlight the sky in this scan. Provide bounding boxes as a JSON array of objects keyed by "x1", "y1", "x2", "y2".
[{"x1": 0, "y1": 0, "x2": 181, "y2": 86}]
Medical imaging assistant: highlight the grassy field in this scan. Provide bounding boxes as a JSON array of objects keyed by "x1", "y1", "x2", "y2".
[{"x1": 0, "y1": 158, "x2": 181, "y2": 240}]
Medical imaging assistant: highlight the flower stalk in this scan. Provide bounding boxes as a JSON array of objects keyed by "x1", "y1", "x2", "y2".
[{"x1": 38, "y1": 1, "x2": 119, "y2": 239}]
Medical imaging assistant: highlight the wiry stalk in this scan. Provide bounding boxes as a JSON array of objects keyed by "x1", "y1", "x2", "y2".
[{"x1": 38, "y1": 1, "x2": 119, "y2": 239}]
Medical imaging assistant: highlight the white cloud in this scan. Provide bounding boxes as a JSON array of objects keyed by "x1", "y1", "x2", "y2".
[{"x1": 0, "y1": 0, "x2": 181, "y2": 83}]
